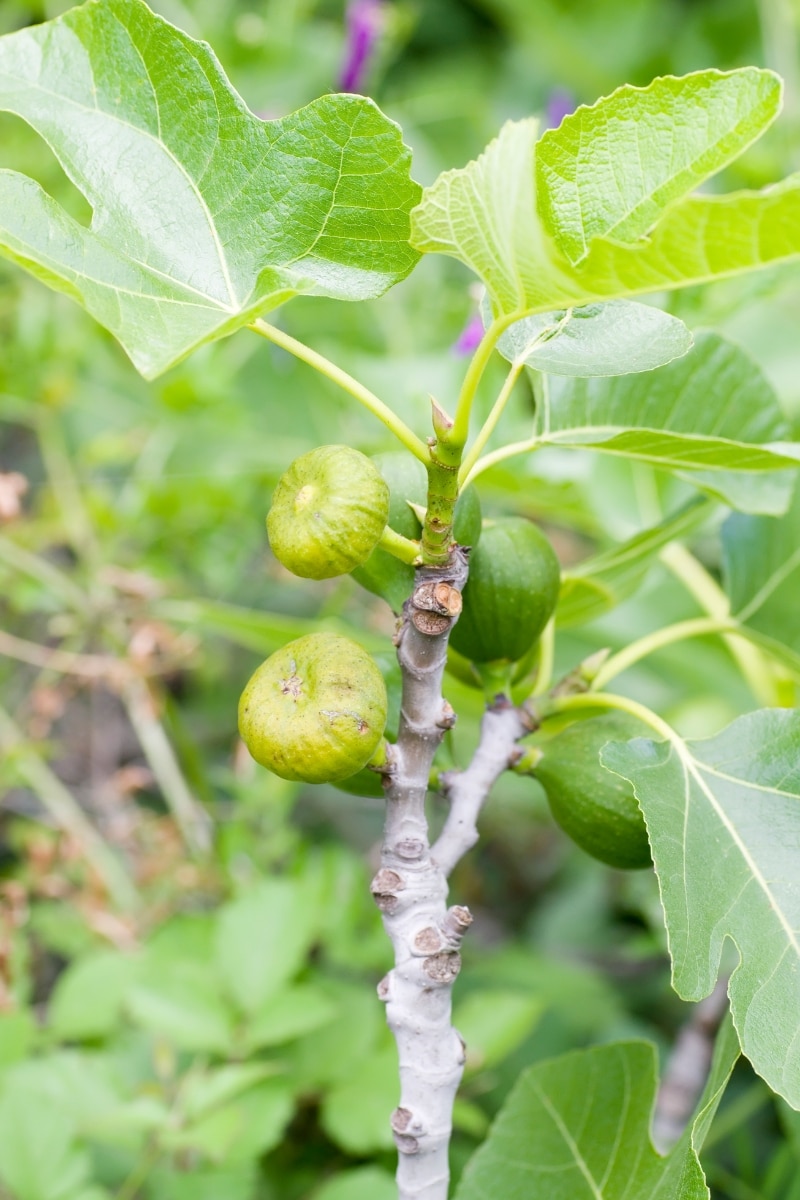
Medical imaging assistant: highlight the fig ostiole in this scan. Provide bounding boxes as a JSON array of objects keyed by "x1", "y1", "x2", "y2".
[
  {"x1": 532, "y1": 712, "x2": 653, "y2": 870},
  {"x1": 449, "y1": 517, "x2": 560, "y2": 665},
  {"x1": 238, "y1": 632, "x2": 388, "y2": 784},
  {"x1": 267, "y1": 444, "x2": 390, "y2": 580}
]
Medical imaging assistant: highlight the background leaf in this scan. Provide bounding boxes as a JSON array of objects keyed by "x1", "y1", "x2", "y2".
[
  {"x1": 214, "y1": 879, "x2": 320, "y2": 1015},
  {"x1": 47, "y1": 951, "x2": 138, "y2": 1042},
  {"x1": 603, "y1": 710, "x2": 800, "y2": 1108},
  {"x1": 557, "y1": 499, "x2": 710, "y2": 626},
  {"x1": 491, "y1": 299, "x2": 693, "y2": 376},
  {"x1": 536, "y1": 69, "x2": 781, "y2": 264},
  {"x1": 453, "y1": 989, "x2": 544, "y2": 1072},
  {"x1": 0, "y1": 0, "x2": 421, "y2": 378},
  {"x1": 722, "y1": 482, "x2": 800, "y2": 661},
  {"x1": 312, "y1": 1167, "x2": 397, "y2": 1200},
  {"x1": 0, "y1": 1083, "x2": 91, "y2": 1200}
]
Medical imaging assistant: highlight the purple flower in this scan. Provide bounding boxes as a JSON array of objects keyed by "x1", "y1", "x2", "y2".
[
  {"x1": 453, "y1": 312, "x2": 485, "y2": 357},
  {"x1": 546, "y1": 88, "x2": 575, "y2": 129},
  {"x1": 339, "y1": 0, "x2": 385, "y2": 94}
]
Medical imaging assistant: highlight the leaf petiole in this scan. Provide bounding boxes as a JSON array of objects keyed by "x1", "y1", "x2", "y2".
[
  {"x1": 660, "y1": 541, "x2": 779, "y2": 704},
  {"x1": 534, "y1": 689, "x2": 677, "y2": 743},
  {"x1": 378, "y1": 525, "x2": 421, "y2": 565},
  {"x1": 459, "y1": 359, "x2": 524, "y2": 485},
  {"x1": 250, "y1": 319, "x2": 429, "y2": 463},
  {"x1": 450, "y1": 315, "x2": 511, "y2": 452},
  {"x1": 460, "y1": 434, "x2": 541, "y2": 488},
  {"x1": 590, "y1": 615, "x2": 749, "y2": 691}
]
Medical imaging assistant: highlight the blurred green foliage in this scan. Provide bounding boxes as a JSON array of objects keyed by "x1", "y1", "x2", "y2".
[{"x1": 1, "y1": 0, "x2": 800, "y2": 1197}]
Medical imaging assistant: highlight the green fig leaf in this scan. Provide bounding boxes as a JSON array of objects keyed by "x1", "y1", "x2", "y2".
[
  {"x1": 489, "y1": 298, "x2": 693, "y2": 376},
  {"x1": 215, "y1": 880, "x2": 320, "y2": 1015},
  {"x1": 0, "y1": 0, "x2": 420, "y2": 378},
  {"x1": 603, "y1": 710, "x2": 800, "y2": 1108},
  {"x1": 537, "y1": 70, "x2": 782, "y2": 264},
  {"x1": 456, "y1": 1021, "x2": 739, "y2": 1199},
  {"x1": 411, "y1": 72, "x2": 800, "y2": 333},
  {"x1": 536, "y1": 332, "x2": 798, "y2": 514}
]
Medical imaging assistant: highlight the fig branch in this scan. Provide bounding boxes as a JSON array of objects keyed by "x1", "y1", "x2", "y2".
[
  {"x1": 432, "y1": 696, "x2": 533, "y2": 877},
  {"x1": 373, "y1": 550, "x2": 470, "y2": 1200}
]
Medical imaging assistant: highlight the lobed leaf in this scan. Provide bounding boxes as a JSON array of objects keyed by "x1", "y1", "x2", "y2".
[
  {"x1": 536, "y1": 70, "x2": 782, "y2": 264},
  {"x1": 0, "y1": 0, "x2": 421, "y2": 378},
  {"x1": 412, "y1": 72, "x2": 800, "y2": 335},
  {"x1": 603, "y1": 710, "x2": 800, "y2": 1108},
  {"x1": 455, "y1": 1022, "x2": 739, "y2": 1200}
]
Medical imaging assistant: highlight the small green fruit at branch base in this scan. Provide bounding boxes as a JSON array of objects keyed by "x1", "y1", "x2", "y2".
[
  {"x1": 334, "y1": 764, "x2": 386, "y2": 798},
  {"x1": 533, "y1": 713, "x2": 652, "y2": 869},
  {"x1": 267, "y1": 445, "x2": 390, "y2": 579},
  {"x1": 352, "y1": 452, "x2": 482, "y2": 610},
  {"x1": 238, "y1": 633, "x2": 388, "y2": 783},
  {"x1": 449, "y1": 517, "x2": 560, "y2": 664}
]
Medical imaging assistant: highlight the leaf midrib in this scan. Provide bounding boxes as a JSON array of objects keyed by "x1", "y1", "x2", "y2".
[
  {"x1": 678, "y1": 744, "x2": 800, "y2": 961},
  {"x1": 533, "y1": 1081, "x2": 604, "y2": 1199},
  {"x1": 734, "y1": 544, "x2": 800, "y2": 624}
]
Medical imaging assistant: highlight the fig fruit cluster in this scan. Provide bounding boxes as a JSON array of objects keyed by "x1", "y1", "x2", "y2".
[
  {"x1": 352, "y1": 452, "x2": 482, "y2": 611},
  {"x1": 245, "y1": 441, "x2": 563, "y2": 789}
]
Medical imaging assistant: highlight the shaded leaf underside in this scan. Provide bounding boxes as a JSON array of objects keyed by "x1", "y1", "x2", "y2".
[{"x1": 537, "y1": 331, "x2": 798, "y2": 514}]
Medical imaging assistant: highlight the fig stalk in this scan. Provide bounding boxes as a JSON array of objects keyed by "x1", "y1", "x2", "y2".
[{"x1": 421, "y1": 430, "x2": 462, "y2": 566}]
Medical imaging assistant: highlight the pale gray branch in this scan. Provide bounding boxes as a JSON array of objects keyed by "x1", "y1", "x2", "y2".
[
  {"x1": 432, "y1": 697, "x2": 531, "y2": 877},
  {"x1": 374, "y1": 554, "x2": 472, "y2": 1200},
  {"x1": 374, "y1": 552, "x2": 533, "y2": 1200}
]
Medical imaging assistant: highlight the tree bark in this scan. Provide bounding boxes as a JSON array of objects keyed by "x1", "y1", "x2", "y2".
[{"x1": 372, "y1": 553, "x2": 531, "y2": 1200}]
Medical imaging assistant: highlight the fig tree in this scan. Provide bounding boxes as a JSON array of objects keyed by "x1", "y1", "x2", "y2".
[
  {"x1": 449, "y1": 517, "x2": 559, "y2": 664},
  {"x1": 267, "y1": 444, "x2": 389, "y2": 580},
  {"x1": 238, "y1": 632, "x2": 388, "y2": 783},
  {"x1": 533, "y1": 712, "x2": 652, "y2": 869}
]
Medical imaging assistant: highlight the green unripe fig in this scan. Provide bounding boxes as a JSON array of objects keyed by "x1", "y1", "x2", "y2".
[
  {"x1": 267, "y1": 445, "x2": 389, "y2": 580},
  {"x1": 333, "y1": 764, "x2": 386, "y2": 798},
  {"x1": 352, "y1": 452, "x2": 482, "y2": 610},
  {"x1": 533, "y1": 713, "x2": 652, "y2": 869},
  {"x1": 449, "y1": 517, "x2": 559, "y2": 664},
  {"x1": 238, "y1": 633, "x2": 388, "y2": 784}
]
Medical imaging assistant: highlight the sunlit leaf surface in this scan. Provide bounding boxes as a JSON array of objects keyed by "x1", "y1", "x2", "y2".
[{"x1": 0, "y1": 0, "x2": 421, "y2": 377}]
